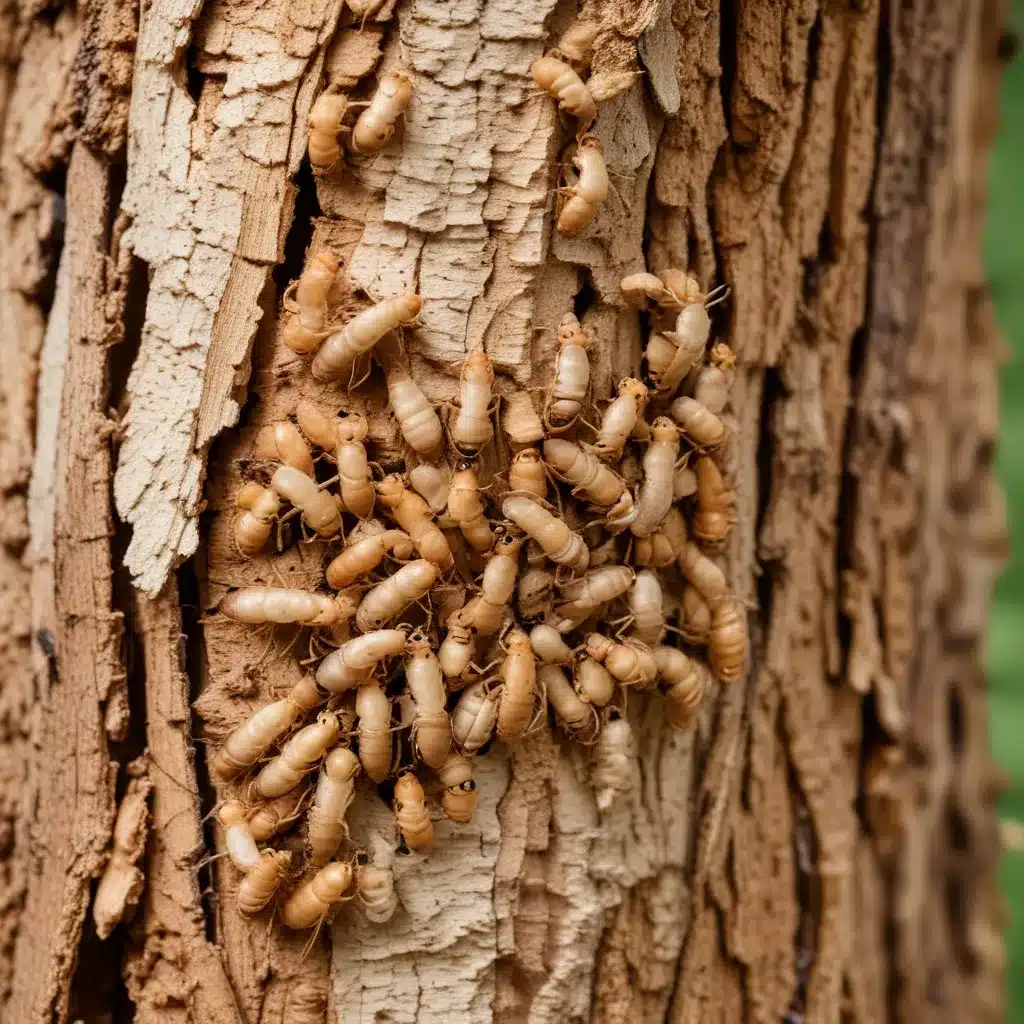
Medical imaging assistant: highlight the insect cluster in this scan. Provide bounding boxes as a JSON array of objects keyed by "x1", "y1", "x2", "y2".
[{"x1": 208, "y1": 48, "x2": 747, "y2": 937}]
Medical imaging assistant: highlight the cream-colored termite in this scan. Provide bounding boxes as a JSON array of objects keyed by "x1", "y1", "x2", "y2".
[
  {"x1": 355, "y1": 855, "x2": 398, "y2": 923},
  {"x1": 250, "y1": 711, "x2": 341, "y2": 801},
  {"x1": 590, "y1": 378, "x2": 649, "y2": 461},
  {"x1": 692, "y1": 342, "x2": 736, "y2": 414},
  {"x1": 502, "y1": 391, "x2": 545, "y2": 449},
  {"x1": 307, "y1": 746, "x2": 361, "y2": 866},
  {"x1": 216, "y1": 800, "x2": 262, "y2": 872},
  {"x1": 376, "y1": 475, "x2": 454, "y2": 570},
  {"x1": 316, "y1": 629, "x2": 408, "y2": 692},
  {"x1": 572, "y1": 654, "x2": 615, "y2": 707},
  {"x1": 543, "y1": 439, "x2": 630, "y2": 508},
  {"x1": 271, "y1": 465, "x2": 342, "y2": 538},
  {"x1": 450, "y1": 351, "x2": 495, "y2": 458},
  {"x1": 676, "y1": 541, "x2": 728, "y2": 606},
  {"x1": 213, "y1": 676, "x2": 326, "y2": 780},
  {"x1": 219, "y1": 587, "x2": 359, "y2": 628},
  {"x1": 307, "y1": 88, "x2": 348, "y2": 175},
  {"x1": 551, "y1": 18, "x2": 598, "y2": 67},
  {"x1": 708, "y1": 596, "x2": 747, "y2": 684},
  {"x1": 312, "y1": 294, "x2": 423, "y2": 383},
  {"x1": 654, "y1": 645, "x2": 707, "y2": 729},
  {"x1": 462, "y1": 531, "x2": 523, "y2": 637},
  {"x1": 551, "y1": 565, "x2": 634, "y2": 633},
  {"x1": 237, "y1": 850, "x2": 292, "y2": 915},
  {"x1": 583, "y1": 633, "x2": 657, "y2": 689},
  {"x1": 679, "y1": 584, "x2": 711, "y2": 646},
  {"x1": 437, "y1": 750, "x2": 477, "y2": 823},
  {"x1": 281, "y1": 861, "x2": 354, "y2": 929},
  {"x1": 624, "y1": 570, "x2": 666, "y2": 645},
  {"x1": 591, "y1": 712, "x2": 638, "y2": 811},
  {"x1": 253, "y1": 421, "x2": 315, "y2": 476},
  {"x1": 508, "y1": 449, "x2": 549, "y2": 500},
  {"x1": 283, "y1": 250, "x2": 341, "y2": 353},
  {"x1": 404, "y1": 631, "x2": 453, "y2": 769},
  {"x1": 529, "y1": 623, "x2": 573, "y2": 665},
  {"x1": 393, "y1": 770, "x2": 435, "y2": 850},
  {"x1": 496, "y1": 628, "x2": 538, "y2": 742},
  {"x1": 438, "y1": 605, "x2": 476, "y2": 680},
  {"x1": 543, "y1": 313, "x2": 590, "y2": 432},
  {"x1": 556, "y1": 133, "x2": 607, "y2": 237},
  {"x1": 350, "y1": 72, "x2": 413, "y2": 154},
  {"x1": 325, "y1": 530, "x2": 414, "y2": 589},
  {"x1": 646, "y1": 294, "x2": 728, "y2": 394},
  {"x1": 530, "y1": 54, "x2": 596, "y2": 124},
  {"x1": 620, "y1": 271, "x2": 688, "y2": 313},
  {"x1": 248, "y1": 787, "x2": 308, "y2": 841},
  {"x1": 408, "y1": 464, "x2": 451, "y2": 514},
  {"x1": 542, "y1": 663, "x2": 599, "y2": 741},
  {"x1": 501, "y1": 495, "x2": 589, "y2": 573},
  {"x1": 355, "y1": 559, "x2": 438, "y2": 632},
  {"x1": 670, "y1": 396, "x2": 727, "y2": 450},
  {"x1": 630, "y1": 418, "x2": 680, "y2": 538},
  {"x1": 234, "y1": 484, "x2": 280, "y2": 557},
  {"x1": 334, "y1": 413, "x2": 375, "y2": 519},
  {"x1": 516, "y1": 565, "x2": 555, "y2": 622},
  {"x1": 355, "y1": 681, "x2": 394, "y2": 782},
  {"x1": 447, "y1": 463, "x2": 495, "y2": 552},
  {"x1": 380, "y1": 355, "x2": 444, "y2": 459},
  {"x1": 692, "y1": 456, "x2": 735, "y2": 549},
  {"x1": 451, "y1": 680, "x2": 500, "y2": 754},
  {"x1": 632, "y1": 505, "x2": 687, "y2": 567}
]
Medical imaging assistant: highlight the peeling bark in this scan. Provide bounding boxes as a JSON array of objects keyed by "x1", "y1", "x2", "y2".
[{"x1": 0, "y1": 0, "x2": 1011, "y2": 1022}]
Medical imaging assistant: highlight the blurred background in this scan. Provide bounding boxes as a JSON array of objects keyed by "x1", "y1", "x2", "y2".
[{"x1": 990, "y1": 5, "x2": 1023, "y2": 1019}]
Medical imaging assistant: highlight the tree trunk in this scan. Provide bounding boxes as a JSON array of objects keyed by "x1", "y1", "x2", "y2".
[{"x1": 0, "y1": 0, "x2": 1010, "y2": 1021}]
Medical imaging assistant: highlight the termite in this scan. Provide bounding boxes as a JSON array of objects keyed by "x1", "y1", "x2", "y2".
[
  {"x1": 591, "y1": 712, "x2": 638, "y2": 811},
  {"x1": 355, "y1": 857, "x2": 398, "y2": 923},
  {"x1": 217, "y1": 800, "x2": 262, "y2": 872},
  {"x1": 234, "y1": 484, "x2": 280, "y2": 557},
  {"x1": 381, "y1": 358, "x2": 444, "y2": 459},
  {"x1": 630, "y1": 418, "x2": 680, "y2": 538},
  {"x1": 692, "y1": 456, "x2": 735, "y2": 549},
  {"x1": 219, "y1": 587, "x2": 359, "y2": 628},
  {"x1": 516, "y1": 566, "x2": 555, "y2": 622},
  {"x1": 508, "y1": 449, "x2": 548, "y2": 499},
  {"x1": 283, "y1": 250, "x2": 341, "y2": 353},
  {"x1": 408, "y1": 464, "x2": 451, "y2": 514},
  {"x1": 551, "y1": 18, "x2": 598, "y2": 67},
  {"x1": 248, "y1": 787, "x2": 308, "y2": 841},
  {"x1": 213, "y1": 676, "x2": 326, "y2": 780},
  {"x1": 669, "y1": 396, "x2": 727, "y2": 450},
  {"x1": 591, "y1": 378, "x2": 649, "y2": 461},
  {"x1": 502, "y1": 495, "x2": 589, "y2": 573},
  {"x1": 692, "y1": 342, "x2": 736, "y2": 414},
  {"x1": 708, "y1": 596, "x2": 747, "y2": 683},
  {"x1": 253, "y1": 421, "x2": 315, "y2": 476},
  {"x1": 356, "y1": 680, "x2": 394, "y2": 782},
  {"x1": 529, "y1": 623, "x2": 573, "y2": 664},
  {"x1": 447, "y1": 463, "x2": 495, "y2": 552},
  {"x1": 350, "y1": 72, "x2": 413, "y2": 154},
  {"x1": 312, "y1": 294, "x2": 423, "y2": 383},
  {"x1": 543, "y1": 312, "x2": 590, "y2": 433},
  {"x1": 620, "y1": 271, "x2": 688, "y2": 312},
  {"x1": 530, "y1": 54, "x2": 596, "y2": 124},
  {"x1": 271, "y1": 465, "x2": 342, "y2": 538},
  {"x1": 376, "y1": 475, "x2": 454, "y2": 570},
  {"x1": 237, "y1": 850, "x2": 292, "y2": 915},
  {"x1": 355, "y1": 559, "x2": 438, "y2": 632},
  {"x1": 551, "y1": 565, "x2": 634, "y2": 632},
  {"x1": 334, "y1": 413, "x2": 374, "y2": 518},
  {"x1": 393, "y1": 770, "x2": 435, "y2": 850},
  {"x1": 627, "y1": 570, "x2": 666, "y2": 644},
  {"x1": 405, "y1": 631, "x2": 453, "y2": 769},
  {"x1": 584, "y1": 633, "x2": 657, "y2": 689},
  {"x1": 676, "y1": 541, "x2": 728, "y2": 605},
  {"x1": 281, "y1": 861, "x2": 354, "y2": 929},
  {"x1": 556, "y1": 133, "x2": 607, "y2": 237},
  {"x1": 308, "y1": 746, "x2": 361, "y2": 866},
  {"x1": 543, "y1": 439, "x2": 629, "y2": 507},
  {"x1": 632, "y1": 505, "x2": 686, "y2": 567},
  {"x1": 654, "y1": 645, "x2": 707, "y2": 729},
  {"x1": 451, "y1": 351, "x2": 495, "y2": 458},
  {"x1": 646, "y1": 292, "x2": 725, "y2": 394},
  {"x1": 308, "y1": 88, "x2": 348, "y2": 175},
  {"x1": 438, "y1": 750, "x2": 477, "y2": 823},
  {"x1": 679, "y1": 584, "x2": 711, "y2": 645},
  {"x1": 250, "y1": 711, "x2": 341, "y2": 801},
  {"x1": 451, "y1": 680, "x2": 499, "y2": 754},
  {"x1": 462, "y1": 531, "x2": 523, "y2": 636},
  {"x1": 316, "y1": 629, "x2": 408, "y2": 692},
  {"x1": 496, "y1": 628, "x2": 538, "y2": 742},
  {"x1": 326, "y1": 530, "x2": 415, "y2": 589},
  {"x1": 572, "y1": 654, "x2": 615, "y2": 707},
  {"x1": 502, "y1": 391, "x2": 545, "y2": 448},
  {"x1": 438, "y1": 605, "x2": 477, "y2": 680},
  {"x1": 542, "y1": 663, "x2": 599, "y2": 741}
]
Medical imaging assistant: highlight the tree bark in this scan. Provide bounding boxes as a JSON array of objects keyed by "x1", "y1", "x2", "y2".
[{"x1": 0, "y1": 0, "x2": 1010, "y2": 1022}]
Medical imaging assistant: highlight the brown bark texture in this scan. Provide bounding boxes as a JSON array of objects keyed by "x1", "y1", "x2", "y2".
[{"x1": 0, "y1": 0, "x2": 1011, "y2": 1022}]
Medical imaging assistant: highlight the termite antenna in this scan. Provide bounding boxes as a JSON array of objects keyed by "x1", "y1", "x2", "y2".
[{"x1": 704, "y1": 283, "x2": 730, "y2": 309}]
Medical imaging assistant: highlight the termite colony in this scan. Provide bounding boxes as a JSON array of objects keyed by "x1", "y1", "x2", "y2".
[{"x1": 206, "y1": 26, "x2": 747, "y2": 937}]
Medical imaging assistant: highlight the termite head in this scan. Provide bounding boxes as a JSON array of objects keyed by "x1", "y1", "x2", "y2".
[
  {"x1": 376, "y1": 475, "x2": 405, "y2": 506},
  {"x1": 308, "y1": 249, "x2": 341, "y2": 280},
  {"x1": 658, "y1": 268, "x2": 702, "y2": 306},
  {"x1": 335, "y1": 589, "x2": 362, "y2": 621},
  {"x1": 584, "y1": 633, "x2": 613, "y2": 661},
  {"x1": 710, "y1": 341, "x2": 737, "y2": 371},
  {"x1": 557, "y1": 312, "x2": 587, "y2": 347},
  {"x1": 462, "y1": 350, "x2": 494, "y2": 384},
  {"x1": 650, "y1": 417, "x2": 678, "y2": 443},
  {"x1": 577, "y1": 131, "x2": 602, "y2": 155},
  {"x1": 338, "y1": 411, "x2": 369, "y2": 443},
  {"x1": 618, "y1": 377, "x2": 649, "y2": 402},
  {"x1": 494, "y1": 529, "x2": 524, "y2": 557},
  {"x1": 406, "y1": 629, "x2": 432, "y2": 653}
]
